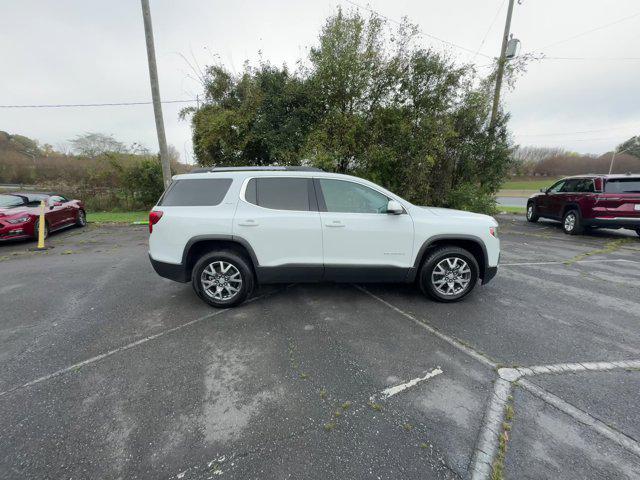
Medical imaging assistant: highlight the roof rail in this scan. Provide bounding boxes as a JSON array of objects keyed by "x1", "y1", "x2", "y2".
[{"x1": 190, "y1": 166, "x2": 324, "y2": 173}]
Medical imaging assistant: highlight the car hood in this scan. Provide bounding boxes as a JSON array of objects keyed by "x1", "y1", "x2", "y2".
[
  {"x1": 418, "y1": 206, "x2": 496, "y2": 221},
  {"x1": 0, "y1": 206, "x2": 36, "y2": 218}
]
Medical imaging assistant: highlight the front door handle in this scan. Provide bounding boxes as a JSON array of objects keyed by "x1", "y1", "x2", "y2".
[
  {"x1": 238, "y1": 219, "x2": 259, "y2": 227},
  {"x1": 325, "y1": 221, "x2": 345, "y2": 228}
]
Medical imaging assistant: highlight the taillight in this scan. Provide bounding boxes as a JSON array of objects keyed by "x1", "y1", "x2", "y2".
[
  {"x1": 149, "y1": 210, "x2": 163, "y2": 233},
  {"x1": 490, "y1": 227, "x2": 498, "y2": 238}
]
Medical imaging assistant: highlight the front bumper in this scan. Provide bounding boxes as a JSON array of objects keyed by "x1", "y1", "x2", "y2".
[{"x1": 0, "y1": 222, "x2": 32, "y2": 241}]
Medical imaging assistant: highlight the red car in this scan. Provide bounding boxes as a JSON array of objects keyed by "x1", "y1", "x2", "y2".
[
  {"x1": 527, "y1": 174, "x2": 640, "y2": 236},
  {"x1": 0, "y1": 192, "x2": 86, "y2": 242}
]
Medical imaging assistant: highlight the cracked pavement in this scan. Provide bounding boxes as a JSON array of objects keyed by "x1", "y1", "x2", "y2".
[{"x1": 0, "y1": 216, "x2": 639, "y2": 479}]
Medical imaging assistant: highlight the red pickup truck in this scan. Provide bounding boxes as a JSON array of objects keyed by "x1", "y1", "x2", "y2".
[{"x1": 526, "y1": 174, "x2": 640, "y2": 236}]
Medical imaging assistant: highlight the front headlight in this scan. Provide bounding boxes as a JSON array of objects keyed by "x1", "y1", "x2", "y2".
[{"x1": 7, "y1": 216, "x2": 30, "y2": 224}]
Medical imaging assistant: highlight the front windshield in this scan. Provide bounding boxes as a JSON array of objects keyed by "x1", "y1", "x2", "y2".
[{"x1": 0, "y1": 194, "x2": 25, "y2": 208}]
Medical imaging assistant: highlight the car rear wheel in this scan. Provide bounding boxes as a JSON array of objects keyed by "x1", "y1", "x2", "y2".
[
  {"x1": 33, "y1": 219, "x2": 49, "y2": 240},
  {"x1": 526, "y1": 202, "x2": 539, "y2": 222},
  {"x1": 419, "y1": 246, "x2": 479, "y2": 302},
  {"x1": 562, "y1": 209, "x2": 583, "y2": 235},
  {"x1": 76, "y1": 209, "x2": 87, "y2": 227},
  {"x1": 191, "y1": 250, "x2": 254, "y2": 308}
]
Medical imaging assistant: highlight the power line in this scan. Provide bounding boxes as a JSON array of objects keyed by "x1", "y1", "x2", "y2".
[
  {"x1": 342, "y1": 0, "x2": 492, "y2": 59},
  {"x1": 0, "y1": 99, "x2": 197, "y2": 109},
  {"x1": 471, "y1": 0, "x2": 506, "y2": 62},
  {"x1": 540, "y1": 10, "x2": 640, "y2": 50},
  {"x1": 540, "y1": 56, "x2": 640, "y2": 61}
]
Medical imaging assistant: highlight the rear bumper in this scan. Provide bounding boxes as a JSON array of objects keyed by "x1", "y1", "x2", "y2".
[
  {"x1": 587, "y1": 218, "x2": 640, "y2": 230},
  {"x1": 149, "y1": 255, "x2": 189, "y2": 283}
]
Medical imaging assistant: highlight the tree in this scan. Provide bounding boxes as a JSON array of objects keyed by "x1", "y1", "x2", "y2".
[
  {"x1": 618, "y1": 135, "x2": 640, "y2": 159},
  {"x1": 69, "y1": 132, "x2": 128, "y2": 157},
  {"x1": 186, "y1": 8, "x2": 514, "y2": 213}
]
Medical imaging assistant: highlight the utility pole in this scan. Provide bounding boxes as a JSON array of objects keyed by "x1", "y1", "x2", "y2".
[
  {"x1": 489, "y1": 0, "x2": 516, "y2": 132},
  {"x1": 141, "y1": 0, "x2": 172, "y2": 188}
]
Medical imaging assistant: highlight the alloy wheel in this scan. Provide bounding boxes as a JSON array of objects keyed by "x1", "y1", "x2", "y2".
[
  {"x1": 431, "y1": 257, "x2": 471, "y2": 297},
  {"x1": 200, "y1": 261, "x2": 242, "y2": 301},
  {"x1": 527, "y1": 205, "x2": 533, "y2": 220},
  {"x1": 564, "y1": 213, "x2": 576, "y2": 232},
  {"x1": 78, "y1": 210, "x2": 86, "y2": 226}
]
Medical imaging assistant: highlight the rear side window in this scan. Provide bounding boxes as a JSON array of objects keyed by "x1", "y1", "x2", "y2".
[
  {"x1": 245, "y1": 178, "x2": 311, "y2": 211},
  {"x1": 574, "y1": 179, "x2": 595, "y2": 193},
  {"x1": 159, "y1": 178, "x2": 232, "y2": 206},
  {"x1": 605, "y1": 178, "x2": 640, "y2": 193}
]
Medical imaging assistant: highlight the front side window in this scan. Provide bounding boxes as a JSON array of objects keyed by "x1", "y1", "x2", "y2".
[
  {"x1": 245, "y1": 178, "x2": 311, "y2": 211},
  {"x1": 159, "y1": 178, "x2": 232, "y2": 206},
  {"x1": 605, "y1": 178, "x2": 640, "y2": 193},
  {"x1": 548, "y1": 180, "x2": 566, "y2": 193},
  {"x1": 319, "y1": 179, "x2": 390, "y2": 214},
  {"x1": 560, "y1": 179, "x2": 580, "y2": 192}
]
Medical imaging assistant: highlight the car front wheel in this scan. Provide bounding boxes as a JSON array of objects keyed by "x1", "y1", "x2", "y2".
[
  {"x1": 33, "y1": 219, "x2": 49, "y2": 240},
  {"x1": 76, "y1": 209, "x2": 87, "y2": 227},
  {"x1": 562, "y1": 209, "x2": 583, "y2": 235},
  {"x1": 526, "y1": 202, "x2": 539, "y2": 222},
  {"x1": 419, "y1": 246, "x2": 479, "y2": 302},
  {"x1": 191, "y1": 251, "x2": 254, "y2": 308}
]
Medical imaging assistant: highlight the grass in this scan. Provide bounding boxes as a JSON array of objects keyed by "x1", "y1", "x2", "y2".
[
  {"x1": 87, "y1": 211, "x2": 148, "y2": 224},
  {"x1": 496, "y1": 206, "x2": 526, "y2": 214},
  {"x1": 502, "y1": 178, "x2": 559, "y2": 191}
]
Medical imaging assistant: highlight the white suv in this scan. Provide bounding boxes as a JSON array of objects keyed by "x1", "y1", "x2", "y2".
[{"x1": 148, "y1": 167, "x2": 499, "y2": 307}]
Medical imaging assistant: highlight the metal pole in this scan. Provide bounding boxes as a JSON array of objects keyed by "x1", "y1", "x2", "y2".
[
  {"x1": 489, "y1": 0, "x2": 516, "y2": 131},
  {"x1": 608, "y1": 149, "x2": 618, "y2": 174},
  {"x1": 141, "y1": 0, "x2": 172, "y2": 188}
]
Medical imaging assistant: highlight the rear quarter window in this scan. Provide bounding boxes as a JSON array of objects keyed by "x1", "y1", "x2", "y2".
[
  {"x1": 158, "y1": 178, "x2": 232, "y2": 206},
  {"x1": 605, "y1": 178, "x2": 640, "y2": 194}
]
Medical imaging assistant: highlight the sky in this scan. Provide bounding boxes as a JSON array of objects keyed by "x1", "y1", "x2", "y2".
[{"x1": 1, "y1": 0, "x2": 639, "y2": 163}]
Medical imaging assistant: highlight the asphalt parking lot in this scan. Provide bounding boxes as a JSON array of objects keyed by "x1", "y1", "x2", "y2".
[{"x1": 1, "y1": 216, "x2": 639, "y2": 480}]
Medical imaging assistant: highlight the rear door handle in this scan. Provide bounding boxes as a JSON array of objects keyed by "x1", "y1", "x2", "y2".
[
  {"x1": 238, "y1": 219, "x2": 259, "y2": 227},
  {"x1": 325, "y1": 221, "x2": 345, "y2": 228}
]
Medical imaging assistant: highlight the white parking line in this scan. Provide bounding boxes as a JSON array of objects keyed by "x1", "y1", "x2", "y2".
[
  {"x1": 353, "y1": 285, "x2": 640, "y2": 479},
  {"x1": 500, "y1": 258, "x2": 638, "y2": 267},
  {"x1": 373, "y1": 367, "x2": 443, "y2": 401},
  {"x1": 470, "y1": 360, "x2": 640, "y2": 480},
  {"x1": 0, "y1": 289, "x2": 283, "y2": 398}
]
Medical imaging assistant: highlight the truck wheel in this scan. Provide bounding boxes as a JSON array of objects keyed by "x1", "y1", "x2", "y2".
[
  {"x1": 526, "y1": 202, "x2": 539, "y2": 222},
  {"x1": 419, "y1": 246, "x2": 479, "y2": 302},
  {"x1": 192, "y1": 250, "x2": 254, "y2": 308},
  {"x1": 562, "y1": 209, "x2": 584, "y2": 235}
]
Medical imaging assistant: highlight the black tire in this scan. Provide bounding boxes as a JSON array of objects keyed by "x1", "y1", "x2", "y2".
[
  {"x1": 562, "y1": 209, "x2": 583, "y2": 235},
  {"x1": 418, "y1": 246, "x2": 479, "y2": 303},
  {"x1": 526, "y1": 202, "x2": 539, "y2": 222},
  {"x1": 33, "y1": 219, "x2": 49, "y2": 240},
  {"x1": 635, "y1": 228, "x2": 640, "y2": 238},
  {"x1": 191, "y1": 250, "x2": 254, "y2": 308},
  {"x1": 76, "y1": 209, "x2": 87, "y2": 227}
]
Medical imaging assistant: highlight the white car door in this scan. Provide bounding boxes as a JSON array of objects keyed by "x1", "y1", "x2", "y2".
[
  {"x1": 316, "y1": 178, "x2": 414, "y2": 281},
  {"x1": 233, "y1": 176, "x2": 323, "y2": 282}
]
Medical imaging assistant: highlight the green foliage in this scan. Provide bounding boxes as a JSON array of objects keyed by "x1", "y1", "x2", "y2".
[
  {"x1": 618, "y1": 135, "x2": 640, "y2": 158},
  {"x1": 121, "y1": 156, "x2": 165, "y2": 207},
  {"x1": 186, "y1": 8, "x2": 516, "y2": 213}
]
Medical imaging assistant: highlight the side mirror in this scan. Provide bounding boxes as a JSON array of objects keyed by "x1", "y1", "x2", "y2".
[
  {"x1": 386, "y1": 200, "x2": 403, "y2": 214},
  {"x1": 539, "y1": 188, "x2": 547, "y2": 193}
]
